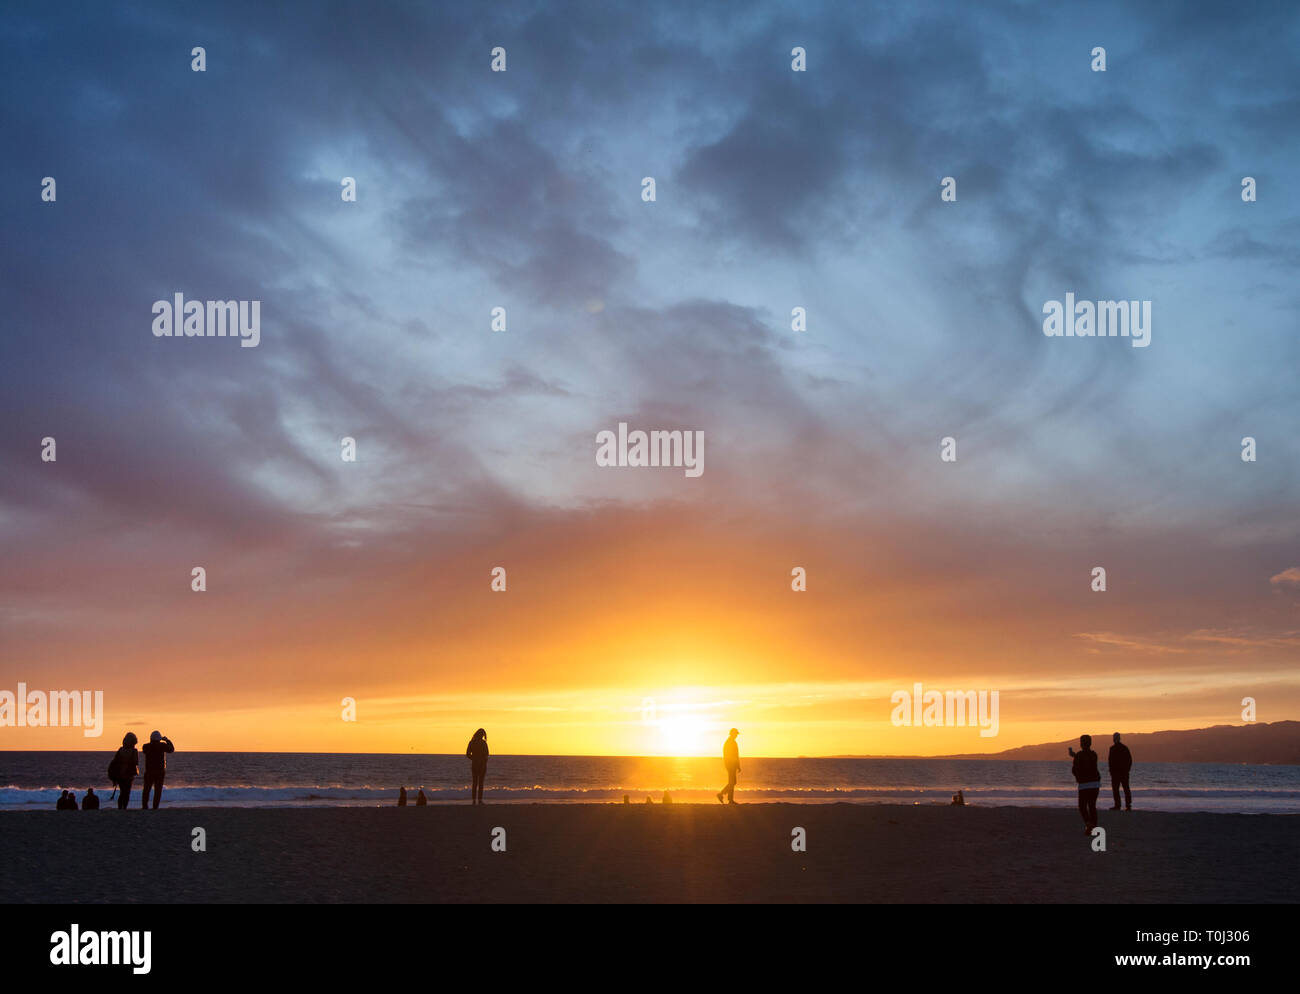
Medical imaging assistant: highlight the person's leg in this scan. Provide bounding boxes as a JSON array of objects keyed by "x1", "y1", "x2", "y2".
[
  {"x1": 1122, "y1": 775, "x2": 1131, "y2": 809},
  {"x1": 119, "y1": 779, "x2": 133, "y2": 809},
  {"x1": 724, "y1": 768, "x2": 737, "y2": 803},
  {"x1": 140, "y1": 774, "x2": 150, "y2": 808},
  {"x1": 1111, "y1": 777, "x2": 1122, "y2": 809},
  {"x1": 152, "y1": 773, "x2": 164, "y2": 809},
  {"x1": 1086, "y1": 788, "x2": 1099, "y2": 827},
  {"x1": 1077, "y1": 789, "x2": 1088, "y2": 825}
]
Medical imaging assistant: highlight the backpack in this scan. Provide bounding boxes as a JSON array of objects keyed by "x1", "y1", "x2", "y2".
[{"x1": 107, "y1": 747, "x2": 131, "y2": 783}]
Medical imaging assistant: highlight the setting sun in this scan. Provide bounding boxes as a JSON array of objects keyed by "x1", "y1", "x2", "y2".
[{"x1": 655, "y1": 713, "x2": 716, "y2": 756}]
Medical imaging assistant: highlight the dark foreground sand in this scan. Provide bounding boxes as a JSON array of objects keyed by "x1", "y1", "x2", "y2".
[{"x1": 2, "y1": 804, "x2": 1295, "y2": 903}]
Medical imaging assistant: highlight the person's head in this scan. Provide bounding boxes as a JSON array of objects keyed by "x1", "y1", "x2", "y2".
[
  {"x1": 1113, "y1": 732, "x2": 1122, "y2": 743},
  {"x1": 150, "y1": 730, "x2": 162, "y2": 743},
  {"x1": 728, "y1": 728, "x2": 739, "y2": 739},
  {"x1": 1080, "y1": 734, "x2": 1092, "y2": 749},
  {"x1": 60, "y1": 790, "x2": 68, "y2": 798},
  {"x1": 474, "y1": 728, "x2": 486, "y2": 740},
  {"x1": 86, "y1": 788, "x2": 95, "y2": 795},
  {"x1": 122, "y1": 731, "x2": 137, "y2": 747}
]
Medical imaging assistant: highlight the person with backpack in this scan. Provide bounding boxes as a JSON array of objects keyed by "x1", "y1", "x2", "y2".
[
  {"x1": 108, "y1": 732, "x2": 139, "y2": 809},
  {"x1": 140, "y1": 731, "x2": 175, "y2": 809}
]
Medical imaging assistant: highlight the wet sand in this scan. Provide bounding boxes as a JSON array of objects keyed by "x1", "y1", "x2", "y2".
[{"x1": 2, "y1": 803, "x2": 1295, "y2": 903}]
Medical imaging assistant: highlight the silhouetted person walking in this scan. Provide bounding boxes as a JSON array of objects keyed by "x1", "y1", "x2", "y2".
[
  {"x1": 398, "y1": 787, "x2": 407, "y2": 807},
  {"x1": 110, "y1": 732, "x2": 139, "y2": 809},
  {"x1": 1108, "y1": 732, "x2": 1133, "y2": 810},
  {"x1": 467, "y1": 728, "x2": 489, "y2": 805},
  {"x1": 82, "y1": 788, "x2": 100, "y2": 810},
  {"x1": 716, "y1": 728, "x2": 740, "y2": 804},
  {"x1": 140, "y1": 731, "x2": 175, "y2": 809},
  {"x1": 1069, "y1": 734, "x2": 1100, "y2": 832}
]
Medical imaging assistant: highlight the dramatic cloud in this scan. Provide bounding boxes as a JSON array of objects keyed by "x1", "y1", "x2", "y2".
[{"x1": 2, "y1": 0, "x2": 1298, "y2": 752}]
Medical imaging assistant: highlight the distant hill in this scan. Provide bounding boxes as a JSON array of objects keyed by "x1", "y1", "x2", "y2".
[
  {"x1": 835, "y1": 721, "x2": 1300, "y2": 764},
  {"x1": 944, "y1": 721, "x2": 1300, "y2": 764}
]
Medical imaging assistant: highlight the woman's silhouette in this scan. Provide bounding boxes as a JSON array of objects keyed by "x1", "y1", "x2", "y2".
[{"x1": 466, "y1": 728, "x2": 489, "y2": 805}]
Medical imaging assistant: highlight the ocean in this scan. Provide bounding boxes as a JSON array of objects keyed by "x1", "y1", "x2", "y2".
[{"x1": 3, "y1": 752, "x2": 1299, "y2": 813}]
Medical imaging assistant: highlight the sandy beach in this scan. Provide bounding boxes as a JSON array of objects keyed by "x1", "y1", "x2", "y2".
[{"x1": 2, "y1": 803, "x2": 1295, "y2": 903}]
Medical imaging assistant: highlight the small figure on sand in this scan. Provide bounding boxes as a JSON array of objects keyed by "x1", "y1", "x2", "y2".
[
  {"x1": 56, "y1": 790, "x2": 75, "y2": 810},
  {"x1": 951, "y1": 790, "x2": 965, "y2": 806},
  {"x1": 397, "y1": 787, "x2": 408, "y2": 807},
  {"x1": 1108, "y1": 732, "x2": 1133, "y2": 810},
  {"x1": 82, "y1": 787, "x2": 100, "y2": 810},
  {"x1": 416, "y1": 788, "x2": 428, "y2": 806},
  {"x1": 140, "y1": 731, "x2": 175, "y2": 809},
  {"x1": 1069, "y1": 735, "x2": 1101, "y2": 832},
  {"x1": 108, "y1": 732, "x2": 139, "y2": 809},
  {"x1": 467, "y1": 728, "x2": 489, "y2": 805},
  {"x1": 716, "y1": 728, "x2": 740, "y2": 805}
]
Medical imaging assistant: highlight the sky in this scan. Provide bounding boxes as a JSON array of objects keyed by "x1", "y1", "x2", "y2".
[{"x1": 2, "y1": 0, "x2": 1299, "y2": 756}]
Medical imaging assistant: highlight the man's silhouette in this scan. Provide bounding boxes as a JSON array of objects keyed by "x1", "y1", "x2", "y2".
[
  {"x1": 1069, "y1": 734, "x2": 1100, "y2": 832},
  {"x1": 1108, "y1": 732, "x2": 1133, "y2": 810},
  {"x1": 82, "y1": 787, "x2": 100, "y2": 810},
  {"x1": 140, "y1": 731, "x2": 175, "y2": 809},
  {"x1": 397, "y1": 787, "x2": 407, "y2": 807},
  {"x1": 716, "y1": 728, "x2": 740, "y2": 805}
]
